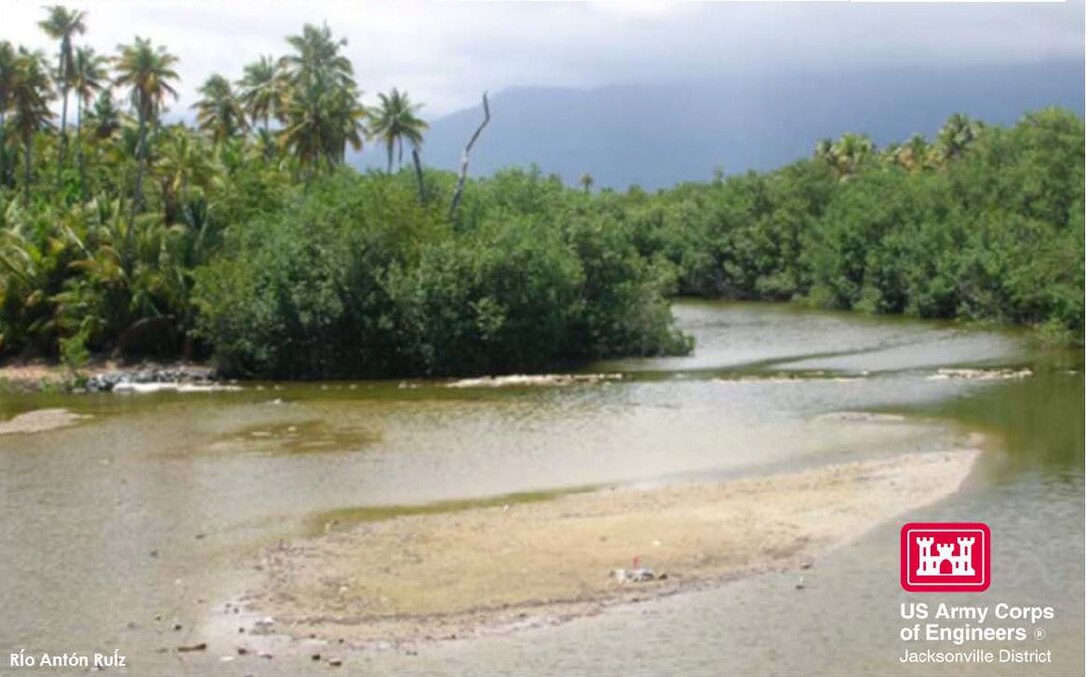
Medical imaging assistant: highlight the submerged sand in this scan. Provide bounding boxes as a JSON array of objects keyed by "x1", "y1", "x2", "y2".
[
  {"x1": 0, "y1": 408, "x2": 89, "y2": 435},
  {"x1": 241, "y1": 449, "x2": 979, "y2": 646}
]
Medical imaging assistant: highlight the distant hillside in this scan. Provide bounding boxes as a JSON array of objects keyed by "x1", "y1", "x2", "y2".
[{"x1": 352, "y1": 60, "x2": 1084, "y2": 190}]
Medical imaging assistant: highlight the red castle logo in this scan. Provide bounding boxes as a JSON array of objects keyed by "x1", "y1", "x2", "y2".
[{"x1": 900, "y1": 522, "x2": 990, "y2": 592}]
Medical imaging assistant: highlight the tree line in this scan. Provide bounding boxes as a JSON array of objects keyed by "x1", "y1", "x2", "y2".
[{"x1": 0, "y1": 6, "x2": 1081, "y2": 378}]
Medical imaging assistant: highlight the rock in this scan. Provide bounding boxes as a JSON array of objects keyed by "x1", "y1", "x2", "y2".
[
  {"x1": 800, "y1": 561, "x2": 813, "y2": 570},
  {"x1": 311, "y1": 653, "x2": 322, "y2": 661},
  {"x1": 258, "y1": 652, "x2": 273, "y2": 660},
  {"x1": 327, "y1": 658, "x2": 343, "y2": 667},
  {"x1": 173, "y1": 622, "x2": 183, "y2": 631},
  {"x1": 236, "y1": 646, "x2": 249, "y2": 655}
]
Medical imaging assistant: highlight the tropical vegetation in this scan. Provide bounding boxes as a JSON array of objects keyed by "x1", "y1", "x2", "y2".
[{"x1": 0, "y1": 7, "x2": 1082, "y2": 379}]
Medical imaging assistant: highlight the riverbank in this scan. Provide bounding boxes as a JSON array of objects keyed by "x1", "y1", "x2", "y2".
[
  {"x1": 238, "y1": 448, "x2": 980, "y2": 648},
  {"x1": 0, "y1": 359, "x2": 218, "y2": 393}
]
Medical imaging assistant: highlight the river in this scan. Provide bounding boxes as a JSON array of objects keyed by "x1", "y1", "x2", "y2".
[{"x1": 0, "y1": 301, "x2": 1082, "y2": 675}]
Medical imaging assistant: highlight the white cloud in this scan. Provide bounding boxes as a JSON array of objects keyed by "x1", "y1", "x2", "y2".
[{"x1": 1, "y1": 0, "x2": 1082, "y2": 119}]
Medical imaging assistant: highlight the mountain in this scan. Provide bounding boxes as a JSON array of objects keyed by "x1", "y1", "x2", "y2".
[{"x1": 353, "y1": 60, "x2": 1084, "y2": 190}]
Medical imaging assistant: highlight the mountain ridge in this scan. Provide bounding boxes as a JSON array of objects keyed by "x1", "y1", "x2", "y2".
[{"x1": 351, "y1": 60, "x2": 1085, "y2": 190}]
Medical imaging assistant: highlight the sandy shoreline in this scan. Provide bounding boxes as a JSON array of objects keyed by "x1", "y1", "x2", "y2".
[{"x1": 238, "y1": 448, "x2": 980, "y2": 647}]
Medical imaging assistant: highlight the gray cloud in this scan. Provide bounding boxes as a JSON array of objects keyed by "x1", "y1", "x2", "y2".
[{"x1": 2, "y1": 0, "x2": 1082, "y2": 118}]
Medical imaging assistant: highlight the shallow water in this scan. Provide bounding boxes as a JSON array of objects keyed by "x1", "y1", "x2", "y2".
[{"x1": 0, "y1": 301, "x2": 1082, "y2": 675}]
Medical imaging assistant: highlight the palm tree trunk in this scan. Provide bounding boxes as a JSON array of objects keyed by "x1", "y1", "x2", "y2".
[
  {"x1": 132, "y1": 107, "x2": 148, "y2": 210},
  {"x1": 56, "y1": 46, "x2": 69, "y2": 186},
  {"x1": 412, "y1": 148, "x2": 425, "y2": 205},
  {"x1": 263, "y1": 112, "x2": 272, "y2": 160},
  {"x1": 22, "y1": 136, "x2": 31, "y2": 205},
  {"x1": 127, "y1": 106, "x2": 148, "y2": 272},
  {"x1": 76, "y1": 95, "x2": 86, "y2": 201},
  {"x1": 386, "y1": 139, "x2": 393, "y2": 174},
  {"x1": 0, "y1": 111, "x2": 6, "y2": 188}
]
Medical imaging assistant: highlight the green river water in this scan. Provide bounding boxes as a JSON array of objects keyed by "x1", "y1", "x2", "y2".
[{"x1": 0, "y1": 301, "x2": 1082, "y2": 675}]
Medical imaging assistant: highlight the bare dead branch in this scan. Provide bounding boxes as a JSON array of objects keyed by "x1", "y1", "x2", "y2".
[{"x1": 448, "y1": 91, "x2": 491, "y2": 220}]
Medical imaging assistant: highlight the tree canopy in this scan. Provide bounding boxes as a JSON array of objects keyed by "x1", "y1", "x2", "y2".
[{"x1": 0, "y1": 6, "x2": 1082, "y2": 378}]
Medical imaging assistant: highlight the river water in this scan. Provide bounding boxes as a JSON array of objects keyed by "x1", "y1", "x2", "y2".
[{"x1": 0, "y1": 301, "x2": 1082, "y2": 675}]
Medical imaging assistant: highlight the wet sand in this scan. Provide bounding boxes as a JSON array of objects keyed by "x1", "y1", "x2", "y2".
[
  {"x1": 240, "y1": 449, "x2": 980, "y2": 647},
  {"x1": 0, "y1": 408, "x2": 89, "y2": 435}
]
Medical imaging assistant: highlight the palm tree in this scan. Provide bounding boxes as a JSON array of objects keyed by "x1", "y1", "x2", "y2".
[
  {"x1": 579, "y1": 172, "x2": 594, "y2": 194},
  {"x1": 828, "y1": 133, "x2": 875, "y2": 179},
  {"x1": 237, "y1": 55, "x2": 286, "y2": 134},
  {"x1": 71, "y1": 46, "x2": 108, "y2": 198},
  {"x1": 112, "y1": 37, "x2": 179, "y2": 212},
  {"x1": 326, "y1": 83, "x2": 366, "y2": 164},
  {"x1": 936, "y1": 113, "x2": 983, "y2": 165},
  {"x1": 38, "y1": 5, "x2": 87, "y2": 177},
  {"x1": 814, "y1": 138, "x2": 834, "y2": 165},
  {"x1": 155, "y1": 127, "x2": 220, "y2": 223},
  {"x1": 192, "y1": 73, "x2": 246, "y2": 145},
  {"x1": 893, "y1": 133, "x2": 931, "y2": 173},
  {"x1": 0, "y1": 41, "x2": 17, "y2": 187},
  {"x1": 279, "y1": 82, "x2": 340, "y2": 176},
  {"x1": 281, "y1": 23, "x2": 354, "y2": 90},
  {"x1": 368, "y1": 88, "x2": 427, "y2": 173},
  {"x1": 9, "y1": 49, "x2": 55, "y2": 203},
  {"x1": 87, "y1": 90, "x2": 122, "y2": 140},
  {"x1": 277, "y1": 24, "x2": 365, "y2": 176}
]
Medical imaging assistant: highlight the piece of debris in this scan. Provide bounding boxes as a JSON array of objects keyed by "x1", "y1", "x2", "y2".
[
  {"x1": 610, "y1": 555, "x2": 658, "y2": 584},
  {"x1": 796, "y1": 575, "x2": 806, "y2": 590},
  {"x1": 177, "y1": 642, "x2": 207, "y2": 653},
  {"x1": 327, "y1": 657, "x2": 343, "y2": 667},
  {"x1": 311, "y1": 653, "x2": 321, "y2": 661}
]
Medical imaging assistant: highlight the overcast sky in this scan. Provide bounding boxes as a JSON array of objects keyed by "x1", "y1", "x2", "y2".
[{"x1": 1, "y1": 1, "x2": 1083, "y2": 119}]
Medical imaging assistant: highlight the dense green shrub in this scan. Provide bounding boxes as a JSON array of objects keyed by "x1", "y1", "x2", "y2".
[
  {"x1": 2, "y1": 108, "x2": 1083, "y2": 376},
  {"x1": 194, "y1": 171, "x2": 690, "y2": 378}
]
